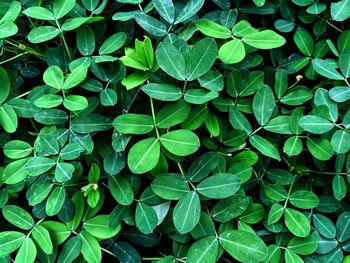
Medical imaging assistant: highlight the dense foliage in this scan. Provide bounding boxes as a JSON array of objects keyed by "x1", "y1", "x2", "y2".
[{"x1": 0, "y1": 0, "x2": 350, "y2": 262}]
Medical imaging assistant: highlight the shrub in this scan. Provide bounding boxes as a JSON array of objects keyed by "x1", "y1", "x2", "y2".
[{"x1": 0, "y1": 0, "x2": 349, "y2": 262}]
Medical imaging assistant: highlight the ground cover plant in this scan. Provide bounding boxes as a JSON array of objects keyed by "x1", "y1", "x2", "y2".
[{"x1": 0, "y1": 0, "x2": 350, "y2": 262}]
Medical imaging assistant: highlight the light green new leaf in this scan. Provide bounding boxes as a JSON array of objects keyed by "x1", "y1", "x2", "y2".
[
  {"x1": 253, "y1": 85, "x2": 275, "y2": 126},
  {"x1": 142, "y1": 83, "x2": 182, "y2": 101},
  {"x1": 79, "y1": 231, "x2": 102, "y2": 263},
  {"x1": 186, "y1": 38, "x2": 218, "y2": 81},
  {"x1": 128, "y1": 137, "x2": 160, "y2": 174},
  {"x1": 23, "y1": 7, "x2": 55, "y2": 20},
  {"x1": 46, "y1": 186, "x2": 66, "y2": 216},
  {"x1": 307, "y1": 137, "x2": 333, "y2": 160},
  {"x1": 175, "y1": 0, "x2": 204, "y2": 24},
  {"x1": 218, "y1": 38, "x2": 245, "y2": 64},
  {"x1": 43, "y1": 66, "x2": 64, "y2": 90},
  {"x1": 34, "y1": 94, "x2": 63, "y2": 108},
  {"x1": 312, "y1": 59, "x2": 344, "y2": 80},
  {"x1": 331, "y1": 0, "x2": 350, "y2": 21},
  {"x1": 53, "y1": 0, "x2": 76, "y2": 19},
  {"x1": 15, "y1": 237, "x2": 36, "y2": 263},
  {"x1": 0, "y1": 22, "x2": 18, "y2": 38},
  {"x1": 0, "y1": 104, "x2": 18, "y2": 133},
  {"x1": 152, "y1": 0, "x2": 175, "y2": 23},
  {"x1": 219, "y1": 230, "x2": 268, "y2": 263},
  {"x1": 284, "y1": 208, "x2": 310, "y2": 237},
  {"x1": 299, "y1": 115, "x2": 334, "y2": 134},
  {"x1": 195, "y1": 19, "x2": 231, "y2": 39},
  {"x1": 186, "y1": 236, "x2": 219, "y2": 263},
  {"x1": 113, "y1": 113, "x2": 153, "y2": 134},
  {"x1": 173, "y1": 191, "x2": 201, "y2": 234},
  {"x1": 63, "y1": 95, "x2": 88, "y2": 111},
  {"x1": 160, "y1": 129, "x2": 200, "y2": 156},
  {"x1": 250, "y1": 135, "x2": 281, "y2": 161},
  {"x1": 156, "y1": 42, "x2": 186, "y2": 80},
  {"x1": 62, "y1": 66, "x2": 88, "y2": 90},
  {"x1": 0, "y1": 67, "x2": 10, "y2": 104},
  {"x1": 2, "y1": 205, "x2": 34, "y2": 230},
  {"x1": 27, "y1": 26, "x2": 60, "y2": 44},
  {"x1": 136, "y1": 202, "x2": 158, "y2": 234},
  {"x1": 293, "y1": 27, "x2": 314, "y2": 56},
  {"x1": 134, "y1": 13, "x2": 167, "y2": 37},
  {"x1": 99, "y1": 32, "x2": 127, "y2": 55},
  {"x1": 57, "y1": 237, "x2": 82, "y2": 263},
  {"x1": 243, "y1": 30, "x2": 286, "y2": 49},
  {"x1": 0, "y1": 231, "x2": 25, "y2": 257},
  {"x1": 197, "y1": 173, "x2": 241, "y2": 199},
  {"x1": 108, "y1": 176, "x2": 134, "y2": 205}
]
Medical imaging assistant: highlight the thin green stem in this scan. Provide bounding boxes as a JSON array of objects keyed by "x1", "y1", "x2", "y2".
[
  {"x1": 101, "y1": 247, "x2": 118, "y2": 258},
  {"x1": 0, "y1": 52, "x2": 29, "y2": 65},
  {"x1": 55, "y1": 20, "x2": 72, "y2": 60},
  {"x1": 13, "y1": 90, "x2": 31, "y2": 99},
  {"x1": 150, "y1": 97, "x2": 160, "y2": 139},
  {"x1": 283, "y1": 181, "x2": 294, "y2": 209},
  {"x1": 250, "y1": 126, "x2": 263, "y2": 136},
  {"x1": 177, "y1": 161, "x2": 186, "y2": 176},
  {"x1": 183, "y1": 80, "x2": 188, "y2": 93},
  {"x1": 344, "y1": 78, "x2": 350, "y2": 88}
]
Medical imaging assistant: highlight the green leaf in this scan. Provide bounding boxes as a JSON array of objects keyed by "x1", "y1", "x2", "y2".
[
  {"x1": 175, "y1": 0, "x2": 204, "y2": 24},
  {"x1": 285, "y1": 249, "x2": 304, "y2": 263},
  {"x1": 25, "y1": 157, "x2": 56, "y2": 177},
  {"x1": 63, "y1": 95, "x2": 88, "y2": 111},
  {"x1": 219, "y1": 230, "x2": 268, "y2": 262},
  {"x1": 289, "y1": 190, "x2": 319, "y2": 209},
  {"x1": 283, "y1": 136, "x2": 303, "y2": 157},
  {"x1": 127, "y1": 137, "x2": 161, "y2": 174},
  {"x1": 46, "y1": 186, "x2": 66, "y2": 216},
  {"x1": 284, "y1": 208, "x2": 310, "y2": 237},
  {"x1": 331, "y1": 0, "x2": 350, "y2": 21},
  {"x1": 331, "y1": 130, "x2": 350, "y2": 154},
  {"x1": 0, "y1": 104, "x2": 18, "y2": 133},
  {"x1": 218, "y1": 38, "x2": 246, "y2": 64},
  {"x1": 329, "y1": 86, "x2": 350, "y2": 102},
  {"x1": 142, "y1": 83, "x2": 182, "y2": 101},
  {"x1": 312, "y1": 59, "x2": 344, "y2": 80},
  {"x1": 186, "y1": 236, "x2": 219, "y2": 263},
  {"x1": 113, "y1": 113, "x2": 153, "y2": 135},
  {"x1": 99, "y1": 32, "x2": 127, "y2": 55},
  {"x1": 34, "y1": 94, "x2": 63, "y2": 108},
  {"x1": 23, "y1": 7, "x2": 55, "y2": 20},
  {"x1": 55, "y1": 162, "x2": 75, "y2": 182},
  {"x1": 103, "y1": 150, "x2": 125, "y2": 176},
  {"x1": 27, "y1": 26, "x2": 60, "y2": 44},
  {"x1": 293, "y1": 27, "x2": 314, "y2": 56},
  {"x1": 61, "y1": 17, "x2": 90, "y2": 31},
  {"x1": 306, "y1": 137, "x2": 333, "y2": 161},
  {"x1": 197, "y1": 173, "x2": 241, "y2": 199},
  {"x1": 71, "y1": 114, "x2": 112, "y2": 134},
  {"x1": 100, "y1": 88, "x2": 118, "y2": 106},
  {"x1": 3, "y1": 158, "x2": 29, "y2": 185},
  {"x1": 156, "y1": 100, "x2": 191, "y2": 128},
  {"x1": 336, "y1": 211, "x2": 350, "y2": 242},
  {"x1": 108, "y1": 176, "x2": 134, "y2": 205},
  {"x1": 185, "y1": 38, "x2": 218, "y2": 81},
  {"x1": 151, "y1": 174, "x2": 190, "y2": 200},
  {"x1": 77, "y1": 25, "x2": 95, "y2": 56},
  {"x1": 313, "y1": 214, "x2": 336, "y2": 238},
  {"x1": 62, "y1": 66, "x2": 88, "y2": 90},
  {"x1": 3, "y1": 140, "x2": 32, "y2": 159},
  {"x1": 188, "y1": 152, "x2": 219, "y2": 182},
  {"x1": 136, "y1": 202, "x2": 158, "y2": 234},
  {"x1": 79, "y1": 231, "x2": 102, "y2": 263},
  {"x1": 198, "y1": 70, "x2": 224, "y2": 92},
  {"x1": 160, "y1": 129, "x2": 200, "y2": 156},
  {"x1": 0, "y1": 67, "x2": 10, "y2": 104},
  {"x1": 173, "y1": 191, "x2": 201, "y2": 234},
  {"x1": 250, "y1": 135, "x2": 281, "y2": 161},
  {"x1": 243, "y1": 30, "x2": 286, "y2": 49},
  {"x1": 152, "y1": 0, "x2": 175, "y2": 23},
  {"x1": 15, "y1": 237, "x2": 37, "y2": 263},
  {"x1": 156, "y1": 42, "x2": 186, "y2": 80},
  {"x1": 134, "y1": 13, "x2": 167, "y2": 37},
  {"x1": 332, "y1": 175, "x2": 347, "y2": 201},
  {"x1": 299, "y1": 115, "x2": 334, "y2": 134},
  {"x1": 53, "y1": 0, "x2": 76, "y2": 19},
  {"x1": 280, "y1": 90, "x2": 313, "y2": 105},
  {"x1": 83, "y1": 215, "x2": 121, "y2": 239},
  {"x1": 0, "y1": 231, "x2": 25, "y2": 257},
  {"x1": 2, "y1": 205, "x2": 34, "y2": 230},
  {"x1": 229, "y1": 106, "x2": 252, "y2": 134},
  {"x1": 0, "y1": 22, "x2": 18, "y2": 38},
  {"x1": 122, "y1": 71, "x2": 149, "y2": 90},
  {"x1": 195, "y1": 19, "x2": 231, "y2": 39},
  {"x1": 31, "y1": 225, "x2": 53, "y2": 254},
  {"x1": 253, "y1": 85, "x2": 275, "y2": 126},
  {"x1": 57, "y1": 237, "x2": 82, "y2": 263},
  {"x1": 184, "y1": 89, "x2": 219, "y2": 104},
  {"x1": 339, "y1": 48, "x2": 350, "y2": 78}
]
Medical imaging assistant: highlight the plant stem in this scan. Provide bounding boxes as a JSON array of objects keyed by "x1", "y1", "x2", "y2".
[
  {"x1": 183, "y1": 80, "x2": 188, "y2": 93},
  {"x1": 101, "y1": 247, "x2": 118, "y2": 258},
  {"x1": 55, "y1": 20, "x2": 72, "y2": 60},
  {"x1": 150, "y1": 97, "x2": 160, "y2": 139},
  {"x1": 283, "y1": 181, "x2": 294, "y2": 209},
  {"x1": 0, "y1": 52, "x2": 29, "y2": 65}
]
